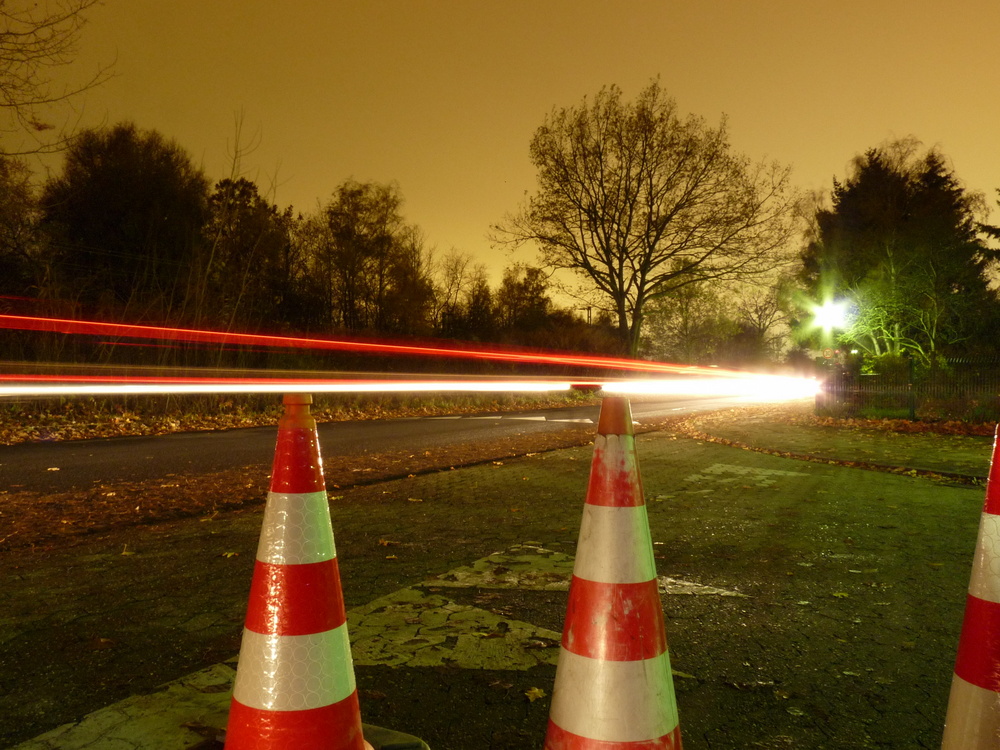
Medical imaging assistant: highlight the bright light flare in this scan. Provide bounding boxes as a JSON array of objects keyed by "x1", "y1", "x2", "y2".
[
  {"x1": 812, "y1": 300, "x2": 850, "y2": 331},
  {"x1": 602, "y1": 375, "x2": 820, "y2": 402}
]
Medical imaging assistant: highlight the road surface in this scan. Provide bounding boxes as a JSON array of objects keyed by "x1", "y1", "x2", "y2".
[{"x1": 0, "y1": 395, "x2": 743, "y2": 492}]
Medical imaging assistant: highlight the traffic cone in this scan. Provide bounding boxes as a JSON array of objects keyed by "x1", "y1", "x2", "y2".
[
  {"x1": 544, "y1": 396, "x2": 682, "y2": 750},
  {"x1": 942, "y1": 429, "x2": 1000, "y2": 748},
  {"x1": 225, "y1": 394, "x2": 371, "y2": 750}
]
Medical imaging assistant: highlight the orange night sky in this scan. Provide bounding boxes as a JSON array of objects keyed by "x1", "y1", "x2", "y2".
[{"x1": 38, "y1": 0, "x2": 1000, "y2": 277}]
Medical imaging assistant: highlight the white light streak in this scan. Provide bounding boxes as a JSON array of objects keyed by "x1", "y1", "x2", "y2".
[
  {"x1": 0, "y1": 374, "x2": 820, "y2": 401},
  {"x1": 601, "y1": 376, "x2": 820, "y2": 401},
  {"x1": 0, "y1": 380, "x2": 575, "y2": 398}
]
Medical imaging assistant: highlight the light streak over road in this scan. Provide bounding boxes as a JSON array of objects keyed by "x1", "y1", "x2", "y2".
[
  {"x1": 0, "y1": 374, "x2": 818, "y2": 401},
  {"x1": 0, "y1": 314, "x2": 819, "y2": 401}
]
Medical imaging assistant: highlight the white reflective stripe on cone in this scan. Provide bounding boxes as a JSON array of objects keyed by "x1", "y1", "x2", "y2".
[
  {"x1": 942, "y1": 673, "x2": 1000, "y2": 748},
  {"x1": 548, "y1": 648, "x2": 679, "y2": 742},
  {"x1": 969, "y1": 514, "x2": 1000, "y2": 605},
  {"x1": 232, "y1": 624, "x2": 356, "y2": 711},
  {"x1": 574, "y1": 504, "x2": 657, "y2": 584},
  {"x1": 256, "y1": 491, "x2": 337, "y2": 565},
  {"x1": 594, "y1": 434, "x2": 632, "y2": 461}
]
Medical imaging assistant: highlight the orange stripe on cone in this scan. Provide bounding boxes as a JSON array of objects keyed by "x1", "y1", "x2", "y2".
[
  {"x1": 226, "y1": 394, "x2": 370, "y2": 750},
  {"x1": 545, "y1": 396, "x2": 682, "y2": 750},
  {"x1": 942, "y1": 428, "x2": 1000, "y2": 748}
]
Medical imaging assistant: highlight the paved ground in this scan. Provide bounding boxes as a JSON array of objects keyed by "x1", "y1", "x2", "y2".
[{"x1": 1, "y1": 401, "x2": 993, "y2": 749}]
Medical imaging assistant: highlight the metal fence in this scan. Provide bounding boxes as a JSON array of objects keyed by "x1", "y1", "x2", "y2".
[{"x1": 816, "y1": 362, "x2": 1000, "y2": 421}]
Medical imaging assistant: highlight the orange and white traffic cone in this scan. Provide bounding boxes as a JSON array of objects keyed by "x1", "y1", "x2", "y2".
[
  {"x1": 544, "y1": 396, "x2": 682, "y2": 750},
  {"x1": 225, "y1": 394, "x2": 372, "y2": 750},
  {"x1": 942, "y1": 430, "x2": 1000, "y2": 748}
]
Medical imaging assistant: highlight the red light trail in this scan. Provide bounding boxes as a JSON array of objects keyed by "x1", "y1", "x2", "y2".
[{"x1": 0, "y1": 314, "x2": 736, "y2": 376}]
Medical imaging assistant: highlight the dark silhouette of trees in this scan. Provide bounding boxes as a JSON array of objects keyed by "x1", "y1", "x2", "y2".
[
  {"x1": 494, "y1": 264, "x2": 551, "y2": 333},
  {"x1": 304, "y1": 180, "x2": 435, "y2": 335},
  {"x1": 0, "y1": 0, "x2": 112, "y2": 155},
  {"x1": 0, "y1": 154, "x2": 37, "y2": 296},
  {"x1": 641, "y1": 281, "x2": 735, "y2": 364},
  {"x1": 8, "y1": 123, "x2": 629, "y2": 366},
  {"x1": 202, "y1": 177, "x2": 303, "y2": 330},
  {"x1": 799, "y1": 140, "x2": 1000, "y2": 363},
  {"x1": 40, "y1": 122, "x2": 211, "y2": 320},
  {"x1": 496, "y1": 79, "x2": 798, "y2": 356}
]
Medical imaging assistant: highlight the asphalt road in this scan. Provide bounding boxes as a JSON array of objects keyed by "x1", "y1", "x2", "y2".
[{"x1": 0, "y1": 394, "x2": 743, "y2": 492}]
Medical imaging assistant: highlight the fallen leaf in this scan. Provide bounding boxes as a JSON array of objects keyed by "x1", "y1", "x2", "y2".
[
  {"x1": 221, "y1": 551, "x2": 239, "y2": 558},
  {"x1": 525, "y1": 687, "x2": 547, "y2": 702},
  {"x1": 407, "y1": 497, "x2": 423, "y2": 503},
  {"x1": 47, "y1": 467, "x2": 60, "y2": 472},
  {"x1": 832, "y1": 592, "x2": 850, "y2": 598}
]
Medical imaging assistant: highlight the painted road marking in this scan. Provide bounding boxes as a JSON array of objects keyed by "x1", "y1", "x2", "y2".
[
  {"x1": 423, "y1": 543, "x2": 575, "y2": 590},
  {"x1": 684, "y1": 463, "x2": 809, "y2": 488},
  {"x1": 348, "y1": 587, "x2": 562, "y2": 670},
  {"x1": 421, "y1": 543, "x2": 746, "y2": 598}
]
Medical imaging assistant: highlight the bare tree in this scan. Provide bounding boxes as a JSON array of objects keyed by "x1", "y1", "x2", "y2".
[
  {"x1": 496, "y1": 80, "x2": 799, "y2": 355},
  {"x1": 0, "y1": 0, "x2": 111, "y2": 155},
  {"x1": 734, "y1": 285, "x2": 789, "y2": 361}
]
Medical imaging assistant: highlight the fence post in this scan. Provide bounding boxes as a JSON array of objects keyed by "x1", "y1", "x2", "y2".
[{"x1": 908, "y1": 357, "x2": 916, "y2": 420}]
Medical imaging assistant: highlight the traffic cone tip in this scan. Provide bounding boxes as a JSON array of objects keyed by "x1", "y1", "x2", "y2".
[{"x1": 597, "y1": 396, "x2": 634, "y2": 437}]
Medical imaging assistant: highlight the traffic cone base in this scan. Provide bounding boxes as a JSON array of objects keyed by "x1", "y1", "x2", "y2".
[
  {"x1": 228, "y1": 691, "x2": 365, "y2": 748},
  {"x1": 547, "y1": 650, "x2": 679, "y2": 746},
  {"x1": 545, "y1": 721, "x2": 682, "y2": 750},
  {"x1": 942, "y1": 676, "x2": 1000, "y2": 747}
]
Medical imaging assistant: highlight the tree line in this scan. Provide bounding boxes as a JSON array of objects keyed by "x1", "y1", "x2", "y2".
[
  {"x1": 3, "y1": 40, "x2": 999, "y2": 372},
  {"x1": 0, "y1": 123, "x2": 626, "y2": 368}
]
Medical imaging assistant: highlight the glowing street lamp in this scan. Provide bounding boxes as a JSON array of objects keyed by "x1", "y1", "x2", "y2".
[{"x1": 812, "y1": 299, "x2": 849, "y2": 332}]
